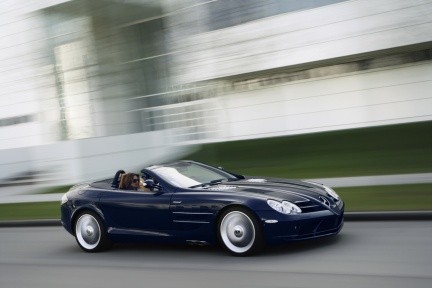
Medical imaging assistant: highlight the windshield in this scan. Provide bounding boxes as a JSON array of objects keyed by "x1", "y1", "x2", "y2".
[{"x1": 151, "y1": 162, "x2": 239, "y2": 188}]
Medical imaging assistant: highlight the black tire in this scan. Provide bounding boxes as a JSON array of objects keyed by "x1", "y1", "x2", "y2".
[
  {"x1": 74, "y1": 211, "x2": 111, "y2": 252},
  {"x1": 217, "y1": 207, "x2": 264, "y2": 256}
]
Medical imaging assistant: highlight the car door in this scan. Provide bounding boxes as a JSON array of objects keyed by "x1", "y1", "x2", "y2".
[
  {"x1": 169, "y1": 190, "x2": 224, "y2": 242},
  {"x1": 98, "y1": 188, "x2": 173, "y2": 236}
]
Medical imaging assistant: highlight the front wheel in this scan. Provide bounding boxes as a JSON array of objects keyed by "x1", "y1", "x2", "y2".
[
  {"x1": 74, "y1": 211, "x2": 111, "y2": 252},
  {"x1": 217, "y1": 207, "x2": 263, "y2": 256}
]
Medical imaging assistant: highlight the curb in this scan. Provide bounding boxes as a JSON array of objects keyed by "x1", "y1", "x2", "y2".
[
  {"x1": 0, "y1": 211, "x2": 431, "y2": 227},
  {"x1": 0, "y1": 219, "x2": 61, "y2": 227},
  {"x1": 344, "y1": 211, "x2": 432, "y2": 221}
]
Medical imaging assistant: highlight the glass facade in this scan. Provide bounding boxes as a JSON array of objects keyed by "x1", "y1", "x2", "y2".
[
  {"x1": 0, "y1": 0, "x2": 429, "y2": 147},
  {"x1": 167, "y1": 0, "x2": 347, "y2": 38}
]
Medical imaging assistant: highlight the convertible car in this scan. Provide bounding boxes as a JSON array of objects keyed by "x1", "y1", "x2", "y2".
[{"x1": 61, "y1": 160, "x2": 344, "y2": 256}]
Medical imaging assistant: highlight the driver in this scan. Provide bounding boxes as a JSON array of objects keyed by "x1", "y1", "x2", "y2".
[{"x1": 119, "y1": 173, "x2": 149, "y2": 191}]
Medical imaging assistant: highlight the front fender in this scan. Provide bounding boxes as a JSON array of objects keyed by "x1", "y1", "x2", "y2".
[{"x1": 68, "y1": 202, "x2": 106, "y2": 235}]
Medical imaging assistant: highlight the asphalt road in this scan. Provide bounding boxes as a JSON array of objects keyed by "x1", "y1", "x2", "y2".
[{"x1": 1, "y1": 221, "x2": 431, "y2": 288}]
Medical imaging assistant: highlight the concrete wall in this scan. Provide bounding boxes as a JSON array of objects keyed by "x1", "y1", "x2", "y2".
[
  {"x1": 0, "y1": 0, "x2": 50, "y2": 149},
  {"x1": 0, "y1": 129, "x2": 190, "y2": 184},
  {"x1": 210, "y1": 61, "x2": 432, "y2": 142}
]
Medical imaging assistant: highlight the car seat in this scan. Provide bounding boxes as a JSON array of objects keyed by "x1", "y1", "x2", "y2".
[{"x1": 111, "y1": 170, "x2": 125, "y2": 188}]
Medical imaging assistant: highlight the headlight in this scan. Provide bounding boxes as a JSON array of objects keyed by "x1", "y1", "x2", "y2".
[
  {"x1": 323, "y1": 186, "x2": 340, "y2": 201},
  {"x1": 267, "y1": 199, "x2": 302, "y2": 214},
  {"x1": 61, "y1": 193, "x2": 68, "y2": 205}
]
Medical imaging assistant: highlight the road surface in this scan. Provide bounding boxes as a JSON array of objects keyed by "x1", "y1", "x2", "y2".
[{"x1": 1, "y1": 221, "x2": 431, "y2": 288}]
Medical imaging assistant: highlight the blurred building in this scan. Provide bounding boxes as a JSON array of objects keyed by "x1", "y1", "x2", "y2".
[{"x1": 0, "y1": 0, "x2": 431, "y2": 184}]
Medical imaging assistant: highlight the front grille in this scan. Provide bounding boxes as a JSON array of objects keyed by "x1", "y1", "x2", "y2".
[
  {"x1": 295, "y1": 199, "x2": 325, "y2": 213},
  {"x1": 319, "y1": 196, "x2": 330, "y2": 206}
]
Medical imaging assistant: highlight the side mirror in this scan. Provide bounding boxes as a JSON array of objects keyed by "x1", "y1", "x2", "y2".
[
  {"x1": 144, "y1": 179, "x2": 154, "y2": 187},
  {"x1": 145, "y1": 179, "x2": 162, "y2": 191}
]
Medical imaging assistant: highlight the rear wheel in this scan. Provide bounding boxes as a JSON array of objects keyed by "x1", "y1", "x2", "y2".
[
  {"x1": 217, "y1": 207, "x2": 263, "y2": 256},
  {"x1": 74, "y1": 211, "x2": 111, "y2": 252}
]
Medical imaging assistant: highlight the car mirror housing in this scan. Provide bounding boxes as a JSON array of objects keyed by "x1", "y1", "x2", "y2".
[
  {"x1": 145, "y1": 179, "x2": 155, "y2": 187},
  {"x1": 145, "y1": 179, "x2": 162, "y2": 191}
]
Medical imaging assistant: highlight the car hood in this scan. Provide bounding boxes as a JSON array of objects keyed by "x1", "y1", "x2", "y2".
[{"x1": 204, "y1": 177, "x2": 331, "y2": 202}]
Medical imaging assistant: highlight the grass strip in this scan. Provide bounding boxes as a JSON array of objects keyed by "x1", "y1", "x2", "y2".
[
  {"x1": 183, "y1": 121, "x2": 432, "y2": 178},
  {"x1": 0, "y1": 184, "x2": 430, "y2": 221},
  {"x1": 337, "y1": 183, "x2": 432, "y2": 211},
  {"x1": 37, "y1": 185, "x2": 72, "y2": 194},
  {"x1": 0, "y1": 202, "x2": 60, "y2": 221}
]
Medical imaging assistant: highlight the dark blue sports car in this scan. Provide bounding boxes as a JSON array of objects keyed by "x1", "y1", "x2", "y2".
[{"x1": 61, "y1": 160, "x2": 344, "y2": 256}]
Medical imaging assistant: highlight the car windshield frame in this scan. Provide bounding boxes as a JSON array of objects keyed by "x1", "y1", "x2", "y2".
[{"x1": 150, "y1": 162, "x2": 240, "y2": 189}]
